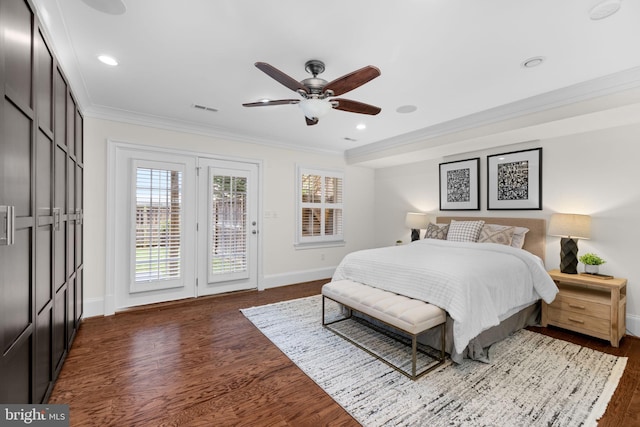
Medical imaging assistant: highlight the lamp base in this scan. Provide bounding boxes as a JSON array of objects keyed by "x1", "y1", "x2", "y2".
[
  {"x1": 411, "y1": 229, "x2": 420, "y2": 241},
  {"x1": 559, "y1": 237, "x2": 579, "y2": 274}
]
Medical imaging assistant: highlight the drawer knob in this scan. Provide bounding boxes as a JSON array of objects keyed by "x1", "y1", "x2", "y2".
[
  {"x1": 568, "y1": 304, "x2": 586, "y2": 310},
  {"x1": 568, "y1": 317, "x2": 585, "y2": 324}
]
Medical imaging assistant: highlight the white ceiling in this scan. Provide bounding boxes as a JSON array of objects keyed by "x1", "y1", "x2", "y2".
[{"x1": 33, "y1": 0, "x2": 640, "y2": 167}]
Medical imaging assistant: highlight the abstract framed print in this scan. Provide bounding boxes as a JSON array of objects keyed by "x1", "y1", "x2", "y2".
[
  {"x1": 439, "y1": 157, "x2": 480, "y2": 210},
  {"x1": 487, "y1": 147, "x2": 542, "y2": 210}
]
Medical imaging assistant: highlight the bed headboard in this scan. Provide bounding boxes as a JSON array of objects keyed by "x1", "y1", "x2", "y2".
[{"x1": 436, "y1": 216, "x2": 546, "y2": 260}]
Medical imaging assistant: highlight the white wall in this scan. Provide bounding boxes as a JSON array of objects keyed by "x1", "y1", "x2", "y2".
[
  {"x1": 373, "y1": 123, "x2": 640, "y2": 334},
  {"x1": 83, "y1": 118, "x2": 375, "y2": 316}
]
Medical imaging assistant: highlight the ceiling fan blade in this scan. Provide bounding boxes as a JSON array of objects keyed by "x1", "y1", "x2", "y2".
[
  {"x1": 323, "y1": 65, "x2": 381, "y2": 96},
  {"x1": 255, "y1": 62, "x2": 308, "y2": 93},
  {"x1": 305, "y1": 117, "x2": 319, "y2": 126},
  {"x1": 242, "y1": 99, "x2": 300, "y2": 107},
  {"x1": 332, "y1": 98, "x2": 381, "y2": 115}
]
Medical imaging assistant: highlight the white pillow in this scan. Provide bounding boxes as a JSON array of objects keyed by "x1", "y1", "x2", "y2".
[
  {"x1": 510, "y1": 226, "x2": 529, "y2": 249},
  {"x1": 446, "y1": 220, "x2": 485, "y2": 242}
]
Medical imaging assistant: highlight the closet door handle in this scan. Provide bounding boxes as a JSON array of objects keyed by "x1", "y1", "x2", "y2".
[
  {"x1": 53, "y1": 208, "x2": 61, "y2": 232},
  {"x1": 0, "y1": 206, "x2": 15, "y2": 246}
]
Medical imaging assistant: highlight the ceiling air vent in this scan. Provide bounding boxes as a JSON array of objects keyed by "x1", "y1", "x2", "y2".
[{"x1": 192, "y1": 104, "x2": 218, "y2": 112}]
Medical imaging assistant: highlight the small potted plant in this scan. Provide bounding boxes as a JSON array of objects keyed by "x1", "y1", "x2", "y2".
[{"x1": 579, "y1": 253, "x2": 606, "y2": 274}]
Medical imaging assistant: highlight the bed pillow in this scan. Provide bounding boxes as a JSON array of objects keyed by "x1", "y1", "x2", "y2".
[
  {"x1": 510, "y1": 226, "x2": 529, "y2": 249},
  {"x1": 478, "y1": 224, "x2": 515, "y2": 246},
  {"x1": 424, "y1": 223, "x2": 449, "y2": 240},
  {"x1": 446, "y1": 220, "x2": 485, "y2": 242}
]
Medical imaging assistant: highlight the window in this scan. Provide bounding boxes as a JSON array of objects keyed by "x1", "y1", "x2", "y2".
[
  {"x1": 133, "y1": 164, "x2": 183, "y2": 290},
  {"x1": 210, "y1": 174, "x2": 248, "y2": 279},
  {"x1": 296, "y1": 166, "x2": 344, "y2": 246}
]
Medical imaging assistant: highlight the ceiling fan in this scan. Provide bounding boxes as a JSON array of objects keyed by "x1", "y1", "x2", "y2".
[{"x1": 242, "y1": 60, "x2": 381, "y2": 126}]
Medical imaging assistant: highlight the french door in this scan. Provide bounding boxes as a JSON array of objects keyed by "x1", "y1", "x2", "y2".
[
  {"x1": 197, "y1": 158, "x2": 258, "y2": 296},
  {"x1": 109, "y1": 143, "x2": 260, "y2": 311},
  {"x1": 111, "y1": 147, "x2": 197, "y2": 310}
]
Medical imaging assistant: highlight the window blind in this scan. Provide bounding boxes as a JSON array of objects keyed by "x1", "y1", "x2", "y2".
[{"x1": 135, "y1": 167, "x2": 182, "y2": 282}]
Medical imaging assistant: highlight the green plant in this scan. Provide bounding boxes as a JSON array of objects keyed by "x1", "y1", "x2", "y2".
[{"x1": 578, "y1": 253, "x2": 606, "y2": 265}]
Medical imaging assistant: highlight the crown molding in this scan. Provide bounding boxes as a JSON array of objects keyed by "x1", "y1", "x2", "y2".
[{"x1": 345, "y1": 66, "x2": 640, "y2": 165}]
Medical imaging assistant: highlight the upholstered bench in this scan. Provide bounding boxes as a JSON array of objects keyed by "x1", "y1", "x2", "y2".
[{"x1": 322, "y1": 280, "x2": 447, "y2": 380}]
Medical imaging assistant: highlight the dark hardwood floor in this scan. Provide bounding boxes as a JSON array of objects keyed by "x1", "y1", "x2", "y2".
[{"x1": 49, "y1": 280, "x2": 640, "y2": 426}]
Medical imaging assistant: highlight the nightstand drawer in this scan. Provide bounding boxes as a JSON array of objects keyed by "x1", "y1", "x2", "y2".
[
  {"x1": 549, "y1": 294, "x2": 610, "y2": 320},
  {"x1": 547, "y1": 306, "x2": 610, "y2": 336}
]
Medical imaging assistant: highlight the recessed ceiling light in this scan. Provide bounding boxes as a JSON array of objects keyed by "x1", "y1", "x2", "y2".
[
  {"x1": 396, "y1": 105, "x2": 417, "y2": 114},
  {"x1": 521, "y1": 56, "x2": 544, "y2": 68},
  {"x1": 356, "y1": 123, "x2": 366, "y2": 130},
  {"x1": 98, "y1": 54, "x2": 118, "y2": 66},
  {"x1": 589, "y1": 0, "x2": 621, "y2": 20}
]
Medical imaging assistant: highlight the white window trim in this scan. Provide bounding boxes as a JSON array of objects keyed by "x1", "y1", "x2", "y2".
[{"x1": 294, "y1": 165, "x2": 345, "y2": 249}]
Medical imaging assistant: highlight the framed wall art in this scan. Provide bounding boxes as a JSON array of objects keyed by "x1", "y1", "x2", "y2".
[
  {"x1": 439, "y1": 157, "x2": 480, "y2": 210},
  {"x1": 487, "y1": 147, "x2": 542, "y2": 210}
]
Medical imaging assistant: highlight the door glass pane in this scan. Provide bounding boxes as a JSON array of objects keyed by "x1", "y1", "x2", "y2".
[
  {"x1": 135, "y1": 168, "x2": 182, "y2": 282},
  {"x1": 211, "y1": 175, "x2": 247, "y2": 276}
]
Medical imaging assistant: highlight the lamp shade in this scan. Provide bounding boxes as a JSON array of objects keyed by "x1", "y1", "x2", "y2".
[
  {"x1": 405, "y1": 212, "x2": 429, "y2": 230},
  {"x1": 298, "y1": 98, "x2": 332, "y2": 119},
  {"x1": 548, "y1": 213, "x2": 591, "y2": 239}
]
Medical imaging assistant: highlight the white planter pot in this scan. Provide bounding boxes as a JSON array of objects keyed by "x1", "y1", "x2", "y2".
[{"x1": 584, "y1": 264, "x2": 599, "y2": 274}]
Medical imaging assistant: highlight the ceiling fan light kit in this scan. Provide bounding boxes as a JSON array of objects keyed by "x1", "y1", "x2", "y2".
[
  {"x1": 299, "y1": 98, "x2": 333, "y2": 119},
  {"x1": 243, "y1": 60, "x2": 381, "y2": 126}
]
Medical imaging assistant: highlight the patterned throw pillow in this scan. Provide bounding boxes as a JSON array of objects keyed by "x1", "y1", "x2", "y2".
[
  {"x1": 425, "y1": 223, "x2": 449, "y2": 240},
  {"x1": 446, "y1": 220, "x2": 485, "y2": 242},
  {"x1": 510, "y1": 227, "x2": 529, "y2": 249},
  {"x1": 479, "y1": 224, "x2": 515, "y2": 246}
]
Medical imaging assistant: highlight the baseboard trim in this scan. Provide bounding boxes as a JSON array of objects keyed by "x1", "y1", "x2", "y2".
[
  {"x1": 86, "y1": 269, "x2": 336, "y2": 317},
  {"x1": 260, "y1": 267, "x2": 336, "y2": 290},
  {"x1": 626, "y1": 314, "x2": 640, "y2": 338},
  {"x1": 90, "y1": 274, "x2": 640, "y2": 336},
  {"x1": 83, "y1": 297, "x2": 106, "y2": 318}
]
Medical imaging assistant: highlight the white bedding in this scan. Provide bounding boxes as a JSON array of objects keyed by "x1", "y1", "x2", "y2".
[{"x1": 332, "y1": 239, "x2": 558, "y2": 354}]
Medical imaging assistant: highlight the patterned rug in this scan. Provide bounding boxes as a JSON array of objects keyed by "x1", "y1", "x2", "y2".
[{"x1": 241, "y1": 295, "x2": 627, "y2": 427}]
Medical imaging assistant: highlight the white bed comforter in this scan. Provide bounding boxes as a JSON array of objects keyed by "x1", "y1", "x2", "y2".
[{"x1": 332, "y1": 239, "x2": 558, "y2": 354}]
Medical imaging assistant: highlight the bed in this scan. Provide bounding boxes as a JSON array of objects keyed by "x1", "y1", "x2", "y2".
[{"x1": 331, "y1": 216, "x2": 558, "y2": 363}]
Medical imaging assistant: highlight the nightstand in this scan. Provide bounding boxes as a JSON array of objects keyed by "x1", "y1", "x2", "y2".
[{"x1": 541, "y1": 269, "x2": 627, "y2": 347}]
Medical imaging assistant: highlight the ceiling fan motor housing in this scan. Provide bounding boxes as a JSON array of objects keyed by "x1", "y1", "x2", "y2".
[{"x1": 301, "y1": 77, "x2": 328, "y2": 96}]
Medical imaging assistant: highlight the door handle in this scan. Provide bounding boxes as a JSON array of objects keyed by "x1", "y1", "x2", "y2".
[
  {"x1": 0, "y1": 206, "x2": 15, "y2": 246},
  {"x1": 53, "y1": 208, "x2": 61, "y2": 232}
]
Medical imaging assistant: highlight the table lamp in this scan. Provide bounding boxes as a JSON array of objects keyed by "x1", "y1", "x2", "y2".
[
  {"x1": 548, "y1": 213, "x2": 591, "y2": 274},
  {"x1": 405, "y1": 212, "x2": 429, "y2": 242}
]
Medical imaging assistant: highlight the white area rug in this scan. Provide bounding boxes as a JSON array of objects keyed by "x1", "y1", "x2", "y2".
[{"x1": 241, "y1": 295, "x2": 627, "y2": 427}]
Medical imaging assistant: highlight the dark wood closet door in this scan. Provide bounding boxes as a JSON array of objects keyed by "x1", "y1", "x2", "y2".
[
  {"x1": 34, "y1": 24, "x2": 55, "y2": 404},
  {"x1": 0, "y1": 0, "x2": 35, "y2": 403},
  {"x1": 1, "y1": 0, "x2": 84, "y2": 403}
]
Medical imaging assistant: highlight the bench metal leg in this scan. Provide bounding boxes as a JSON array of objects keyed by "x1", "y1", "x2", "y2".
[{"x1": 322, "y1": 294, "x2": 447, "y2": 380}]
